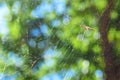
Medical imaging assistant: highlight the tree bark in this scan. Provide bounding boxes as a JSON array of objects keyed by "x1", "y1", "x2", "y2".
[{"x1": 99, "y1": 0, "x2": 116, "y2": 80}]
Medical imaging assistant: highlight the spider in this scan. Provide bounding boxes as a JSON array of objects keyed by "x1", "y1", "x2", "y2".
[{"x1": 80, "y1": 25, "x2": 94, "y2": 30}]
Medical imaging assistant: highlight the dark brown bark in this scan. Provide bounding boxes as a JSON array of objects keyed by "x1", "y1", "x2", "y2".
[{"x1": 99, "y1": 0, "x2": 117, "y2": 80}]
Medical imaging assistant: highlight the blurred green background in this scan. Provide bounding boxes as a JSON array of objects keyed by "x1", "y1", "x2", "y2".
[{"x1": 0, "y1": 0, "x2": 120, "y2": 80}]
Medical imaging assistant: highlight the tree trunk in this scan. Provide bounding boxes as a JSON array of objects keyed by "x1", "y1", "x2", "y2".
[{"x1": 98, "y1": 0, "x2": 117, "y2": 80}]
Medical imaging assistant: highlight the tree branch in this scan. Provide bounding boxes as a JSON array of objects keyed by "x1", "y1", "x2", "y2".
[{"x1": 99, "y1": 0, "x2": 116, "y2": 80}]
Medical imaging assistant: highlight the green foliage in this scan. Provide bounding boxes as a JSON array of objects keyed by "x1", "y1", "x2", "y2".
[{"x1": 0, "y1": 0, "x2": 120, "y2": 80}]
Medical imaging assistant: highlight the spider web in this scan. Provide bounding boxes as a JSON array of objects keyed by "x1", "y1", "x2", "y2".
[{"x1": 1, "y1": 0, "x2": 120, "y2": 80}]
